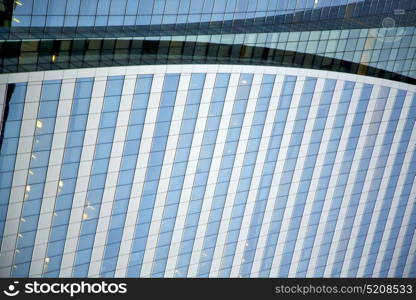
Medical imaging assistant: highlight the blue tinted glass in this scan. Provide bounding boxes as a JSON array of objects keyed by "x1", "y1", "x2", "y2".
[
  {"x1": 66, "y1": 0, "x2": 80, "y2": 14},
  {"x1": 196, "y1": 73, "x2": 253, "y2": 276},
  {"x1": 100, "y1": 75, "x2": 153, "y2": 277},
  {"x1": 126, "y1": 73, "x2": 179, "y2": 276},
  {"x1": 313, "y1": 83, "x2": 373, "y2": 277},
  {"x1": 32, "y1": 0, "x2": 48, "y2": 14},
  {"x1": 240, "y1": 75, "x2": 297, "y2": 277},
  {"x1": 0, "y1": 83, "x2": 27, "y2": 245},
  {"x1": 151, "y1": 73, "x2": 205, "y2": 276},
  {"x1": 48, "y1": 0, "x2": 66, "y2": 14},
  {"x1": 219, "y1": 74, "x2": 276, "y2": 277},
  {"x1": 72, "y1": 76, "x2": 124, "y2": 277},
  {"x1": 12, "y1": 80, "x2": 61, "y2": 277}
]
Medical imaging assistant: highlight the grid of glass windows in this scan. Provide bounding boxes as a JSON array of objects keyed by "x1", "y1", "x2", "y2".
[
  {"x1": 218, "y1": 74, "x2": 275, "y2": 277},
  {"x1": 176, "y1": 27, "x2": 416, "y2": 80},
  {"x1": 276, "y1": 78, "x2": 336, "y2": 277},
  {"x1": 150, "y1": 73, "x2": 206, "y2": 277},
  {"x1": 294, "y1": 81, "x2": 356, "y2": 276},
  {"x1": 1, "y1": 26, "x2": 415, "y2": 82},
  {"x1": 173, "y1": 73, "x2": 230, "y2": 277},
  {"x1": 344, "y1": 88, "x2": 404, "y2": 277},
  {"x1": 72, "y1": 75, "x2": 124, "y2": 277},
  {"x1": 0, "y1": 83, "x2": 27, "y2": 244},
  {"x1": 259, "y1": 77, "x2": 318, "y2": 276},
  {"x1": 361, "y1": 93, "x2": 416, "y2": 277},
  {"x1": 0, "y1": 67, "x2": 415, "y2": 278},
  {"x1": 100, "y1": 74, "x2": 153, "y2": 277},
  {"x1": 330, "y1": 85, "x2": 387, "y2": 277},
  {"x1": 126, "y1": 73, "x2": 180, "y2": 276},
  {"x1": 12, "y1": 80, "x2": 62, "y2": 277},
  {"x1": 311, "y1": 83, "x2": 373, "y2": 276}
]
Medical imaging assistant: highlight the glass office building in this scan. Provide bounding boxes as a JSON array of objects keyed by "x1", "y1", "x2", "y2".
[{"x1": 0, "y1": 0, "x2": 415, "y2": 278}]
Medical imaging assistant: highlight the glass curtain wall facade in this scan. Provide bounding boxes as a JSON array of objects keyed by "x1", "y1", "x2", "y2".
[
  {"x1": 0, "y1": 0, "x2": 415, "y2": 278},
  {"x1": 0, "y1": 0, "x2": 415, "y2": 83}
]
